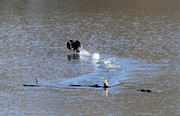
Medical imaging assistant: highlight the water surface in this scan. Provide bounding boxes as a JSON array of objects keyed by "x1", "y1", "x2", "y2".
[{"x1": 0, "y1": 0, "x2": 179, "y2": 115}]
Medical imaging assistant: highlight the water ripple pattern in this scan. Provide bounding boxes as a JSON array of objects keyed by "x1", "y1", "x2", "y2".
[{"x1": 64, "y1": 50, "x2": 125, "y2": 86}]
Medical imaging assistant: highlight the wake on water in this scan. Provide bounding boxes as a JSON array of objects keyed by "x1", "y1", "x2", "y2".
[{"x1": 65, "y1": 49, "x2": 125, "y2": 86}]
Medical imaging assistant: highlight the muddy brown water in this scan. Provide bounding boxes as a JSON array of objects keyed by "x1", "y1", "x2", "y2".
[{"x1": 0, "y1": 0, "x2": 179, "y2": 115}]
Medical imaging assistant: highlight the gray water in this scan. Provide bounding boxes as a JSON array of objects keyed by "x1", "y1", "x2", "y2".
[{"x1": 0, "y1": 0, "x2": 179, "y2": 115}]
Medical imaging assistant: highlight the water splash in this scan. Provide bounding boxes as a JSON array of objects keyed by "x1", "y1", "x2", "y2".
[
  {"x1": 79, "y1": 49, "x2": 91, "y2": 56},
  {"x1": 92, "y1": 53, "x2": 100, "y2": 60}
]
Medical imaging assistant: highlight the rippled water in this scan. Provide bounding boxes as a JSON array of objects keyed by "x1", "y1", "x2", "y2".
[{"x1": 0, "y1": 0, "x2": 179, "y2": 115}]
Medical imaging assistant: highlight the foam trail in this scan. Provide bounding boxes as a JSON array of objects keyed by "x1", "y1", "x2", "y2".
[{"x1": 102, "y1": 58, "x2": 121, "y2": 69}]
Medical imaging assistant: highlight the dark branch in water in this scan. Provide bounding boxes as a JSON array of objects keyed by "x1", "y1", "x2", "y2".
[
  {"x1": 137, "y1": 89, "x2": 152, "y2": 93},
  {"x1": 69, "y1": 80, "x2": 109, "y2": 88},
  {"x1": 23, "y1": 77, "x2": 152, "y2": 92},
  {"x1": 35, "y1": 75, "x2": 38, "y2": 83},
  {"x1": 23, "y1": 84, "x2": 41, "y2": 87},
  {"x1": 23, "y1": 75, "x2": 41, "y2": 87}
]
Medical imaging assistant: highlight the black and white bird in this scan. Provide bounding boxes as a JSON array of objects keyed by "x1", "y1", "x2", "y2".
[{"x1": 67, "y1": 40, "x2": 82, "y2": 53}]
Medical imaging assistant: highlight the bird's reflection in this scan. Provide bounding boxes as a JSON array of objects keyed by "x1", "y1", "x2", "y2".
[
  {"x1": 67, "y1": 54, "x2": 80, "y2": 61},
  {"x1": 104, "y1": 88, "x2": 108, "y2": 96}
]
